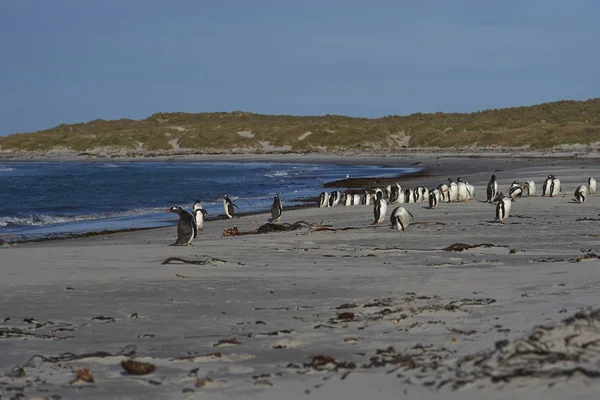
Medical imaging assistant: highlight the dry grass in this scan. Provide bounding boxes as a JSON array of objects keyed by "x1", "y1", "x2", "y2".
[{"x1": 1, "y1": 99, "x2": 600, "y2": 153}]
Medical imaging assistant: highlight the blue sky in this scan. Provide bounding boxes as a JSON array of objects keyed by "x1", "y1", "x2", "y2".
[{"x1": 1, "y1": 0, "x2": 599, "y2": 136}]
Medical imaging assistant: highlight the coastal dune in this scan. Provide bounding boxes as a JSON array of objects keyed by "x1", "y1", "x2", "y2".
[{"x1": 1, "y1": 158, "x2": 600, "y2": 399}]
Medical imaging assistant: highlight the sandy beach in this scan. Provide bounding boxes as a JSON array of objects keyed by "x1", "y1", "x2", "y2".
[{"x1": 1, "y1": 154, "x2": 600, "y2": 399}]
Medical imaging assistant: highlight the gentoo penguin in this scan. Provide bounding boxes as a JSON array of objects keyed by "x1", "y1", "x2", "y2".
[
  {"x1": 429, "y1": 189, "x2": 440, "y2": 209},
  {"x1": 167, "y1": 206, "x2": 197, "y2": 245},
  {"x1": 192, "y1": 200, "x2": 208, "y2": 231},
  {"x1": 271, "y1": 194, "x2": 283, "y2": 222},
  {"x1": 344, "y1": 192, "x2": 353, "y2": 206},
  {"x1": 223, "y1": 195, "x2": 239, "y2": 219},
  {"x1": 542, "y1": 174, "x2": 554, "y2": 197},
  {"x1": 361, "y1": 191, "x2": 372, "y2": 206},
  {"x1": 319, "y1": 192, "x2": 329, "y2": 208},
  {"x1": 373, "y1": 191, "x2": 387, "y2": 224},
  {"x1": 393, "y1": 183, "x2": 403, "y2": 204},
  {"x1": 448, "y1": 178, "x2": 459, "y2": 203},
  {"x1": 390, "y1": 207, "x2": 414, "y2": 232},
  {"x1": 329, "y1": 191, "x2": 342, "y2": 207},
  {"x1": 466, "y1": 182, "x2": 475, "y2": 200},
  {"x1": 385, "y1": 185, "x2": 392, "y2": 201},
  {"x1": 415, "y1": 186, "x2": 429, "y2": 203},
  {"x1": 353, "y1": 193, "x2": 361, "y2": 205},
  {"x1": 550, "y1": 176, "x2": 561, "y2": 197},
  {"x1": 486, "y1": 175, "x2": 498, "y2": 203},
  {"x1": 494, "y1": 193, "x2": 512, "y2": 224},
  {"x1": 374, "y1": 188, "x2": 384, "y2": 199},
  {"x1": 508, "y1": 183, "x2": 523, "y2": 200},
  {"x1": 588, "y1": 177, "x2": 597, "y2": 194},
  {"x1": 438, "y1": 183, "x2": 450, "y2": 203},
  {"x1": 522, "y1": 181, "x2": 536, "y2": 197},
  {"x1": 574, "y1": 185, "x2": 587, "y2": 203},
  {"x1": 457, "y1": 178, "x2": 469, "y2": 202},
  {"x1": 389, "y1": 184, "x2": 400, "y2": 204},
  {"x1": 404, "y1": 188, "x2": 414, "y2": 204}
]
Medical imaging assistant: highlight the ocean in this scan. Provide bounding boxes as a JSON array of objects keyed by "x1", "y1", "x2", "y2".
[{"x1": 0, "y1": 160, "x2": 419, "y2": 243}]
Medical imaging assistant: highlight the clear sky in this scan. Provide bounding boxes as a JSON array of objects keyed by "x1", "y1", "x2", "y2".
[{"x1": 1, "y1": 0, "x2": 599, "y2": 136}]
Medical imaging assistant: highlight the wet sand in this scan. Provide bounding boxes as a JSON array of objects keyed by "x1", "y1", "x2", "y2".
[{"x1": 1, "y1": 155, "x2": 600, "y2": 399}]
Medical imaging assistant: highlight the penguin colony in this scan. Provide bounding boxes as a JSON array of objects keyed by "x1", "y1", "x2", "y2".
[{"x1": 166, "y1": 173, "x2": 596, "y2": 245}]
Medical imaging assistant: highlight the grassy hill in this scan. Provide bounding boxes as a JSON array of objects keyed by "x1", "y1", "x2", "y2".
[{"x1": 1, "y1": 98, "x2": 600, "y2": 155}]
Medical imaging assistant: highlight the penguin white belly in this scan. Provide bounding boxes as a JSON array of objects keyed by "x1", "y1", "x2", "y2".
[
  {"x1": 195, "y1": 213, "x2": 204, "y2": 231},
  {"x1": 575, "y1": 185, "x2": 587, "y2": 203},
  {"x1": 374, "y1": 199, "x2": 387, "y2": 224},
  {"x1": 542, "y1": 178, "x2": 552, "y2": 196},
  {"x1": 429, "y1": 190, "x2": 439, "y2": 209},
  {"x1": 551, "y1": 179, "x2": 561, "y2": 196},
  {"x1": 449, "y1": 184, "x2": 459, "y2": 202},
  {"x1": 353, "y1": 194, "x2": 361, "y2": 205},
  {"x1": 525, "y1": 181, "x2": 536, "y2": 196},
  {"x1": 319, "y1": 192, "x2": 329, "y2": 208},
  {"x1": 344, "y1": 194, "x2": 352, "y2": 206},
  {"x1": 466, "y1": 183, "x2": 475, "y2": 200},
  {"x1": 457, "y1": 183, "x2": 468, "y2": 202},
  {"x1": 496, "y1": 198, "x2": 512, "y2": 223},
  {"x1": 588, "y1": 178, "x2": 597, "y2": 194}
]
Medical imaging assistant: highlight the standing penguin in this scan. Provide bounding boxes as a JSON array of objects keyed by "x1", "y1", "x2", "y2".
[
  {"x1": 223, "y1": 195, "x2": 239, "y2": 219},
  {"x1": 319, "y1": 192, "x2": 329, "y2": 208},
  {"x1": 457, "y1": 178, "x2": 469, "y2": 202},
  {"x1": 353, "y1": 193, "x2": 361, "y2": 205},
  {"x1": 466, "y1": 182, "x2": 475, "y2": 200},
  {"x1": 192, "y1": 200, "x2": 208, "y2": 231},
  {"x1": 550, "y1": 176, "x2": 561, "y2": 197},
  {"x1": 167, "y1": 206, "x2": 197, "y2": 245},
  {"x1": 438, "y1": 183, "x2": 450, "y2": 203},
  {"x1": 429, "y1": 189, "x2": 440, "y2": 209},
  {"x1": 271, "y1": 194, "x2": 283, "y2": 222},
  {"x1": 494, "y1": 193, "x2": 512, "y2": 224},
  {"x1": 522, "y1": 181, "x2": 536, "y2": 197},
  {"x1": 486, "y1": 175, "x2": 498, "y2": 202},
  {"x1": 542, "y1": 174, "x2": 554, "y2": 197},
  {"x1": 448, "y1": 178, "x2": 459, "y2": 203},
  {"x1": 373, "y1": 191, "x2": 387, "y2": 224},
  {"x1": 390, "y1": 207, "x2": 414, "y2": 232},
  {"x1": 588, "y1": 177, "x2": 597, "y2": 194},
  {"x1": 574, "y1": 185, "x2": 587, "y2": 203}
]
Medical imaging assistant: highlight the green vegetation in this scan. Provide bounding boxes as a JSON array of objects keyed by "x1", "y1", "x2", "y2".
[{"x1": 1, "y1": 99, "x2": 600, "y2": 154}]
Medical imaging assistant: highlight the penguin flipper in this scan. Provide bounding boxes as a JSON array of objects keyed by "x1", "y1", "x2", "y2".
[{"x1": 232, "y1": 203, "x2": 240, "y2": 210}]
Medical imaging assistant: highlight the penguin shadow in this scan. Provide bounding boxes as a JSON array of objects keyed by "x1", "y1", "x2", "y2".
[{"x1": 568, "y1": 199, "x2": 585, "y2": 204}]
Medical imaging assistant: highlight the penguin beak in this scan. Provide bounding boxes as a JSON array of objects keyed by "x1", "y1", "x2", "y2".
[{"x1": 166, "y1": 209, "x2": 173, "y2": 213}]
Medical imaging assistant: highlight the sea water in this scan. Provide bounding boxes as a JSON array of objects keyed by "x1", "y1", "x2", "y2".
[{"x1": 0, "y1": 161, "x2": 419, "y2": 242}]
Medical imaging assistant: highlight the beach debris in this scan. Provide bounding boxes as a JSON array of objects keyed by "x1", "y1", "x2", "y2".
[
  {"x1": 161, "y1": 256, "x2": 229, "y2": 265},
  {"x1": 5, "y1": 366, "x2": 26, "y2": 378},
  {"x1": 336, "y1": 303, "x2": 358, "y2": 309},
  {"x1": 169, "y1": 352, "x2": 221, "y2": 362},
  {"x1": 91, "y1": 315, "x2": 115, "y2": 323},
  {"x1": 306, "y1": 355, "x2": 356, "y2": 371},
  {"x1": 222, "y1": 221, "x2": 311, "y2": 237},
  {"x1": 336, "y1": 312, "x2": 356, "y2": 321},
  {"x1": 195, "y1": 377, "x2": 213, "y2": 388},
  {"x1": 0, "y1": 326, "x2": 72, "y2": 341},
  {"x1": 121, "y1": 359, "x2": 156, "y2": 375},
  {"x1": 213, "y1": 338, "x2": 241, "y2": 347},
  {"x1": 442, "y1": 243, "x2": 507, "y2": 252},
  {"x1": 572, "y1": 252, "x2": 600, "y2": 262},
  {"x1": 70, "y1": 368, "x2": 95, "y2": 384}
]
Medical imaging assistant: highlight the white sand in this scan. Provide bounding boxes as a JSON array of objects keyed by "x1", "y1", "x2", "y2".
[{"x1": 1, "y1": 156, "x2": 600, "y2": 399}]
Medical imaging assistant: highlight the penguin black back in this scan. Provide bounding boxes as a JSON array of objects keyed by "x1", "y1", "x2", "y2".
[{"x1": 167, "y1": 206, "x2": 197, "y2": 245}]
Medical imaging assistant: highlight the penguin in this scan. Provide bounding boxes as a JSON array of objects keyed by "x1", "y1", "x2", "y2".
[
  {"x1": 542, "y1": 174, "x2": 554, "y2": 197},
  {"x1": 389, "y1": 183, "x2": 400, "y2": 204},
  {"x1": 390, "y1": 207, "x2": 415, "y2": 232},
  {"x1": 429, "y1": 189, "x2": 440, "y2": 209},
  {"x1": 167, "y1": 206, "x2": 197, "y2": 246},
  {"x1": 344, "y1": 192, "x2": 353, "y2": 206},
  {"x1": 373, "y1": 191, "x2": 387, "y2": 224},
  {"x1": 319, "y1": 192, "x2": 329, "y2": 208},
  {"x1": 588, "y1": 177, "x2": 597, "y2": 194},
  {"x1": 574, "y1": 185, "x2": 587, "y2": 203},
  {"x1": 329, "y1": 191, "x2": 342, "y2": 207},
  {"x1": 457, "y1": 178, "x2": 469, "y2": 202},
  {"x1": 361, "y1": 191, "x2": 372, "y2": 206},
  {"x1": 415, "y1": 186, "x2": 429, "y2": 203},
  {"x1": 223, "y1": 195, "x2": 239, "y2": 219},
  {"x1": 374, "y1": 188, "x2": 384, "y2": 199},
  {"x1": 522, "y1": 181, "x2": 536, "y2": 197},
  {"x1": 494, "y1": 193, "x2": 512, "y2": 224},
  {"x1": 466, "y1": 182, "x2": 475, "y2": 200},
  {"x1": 394, "y1": 183, "x2": 404, "y2": 204},
  {"x1": 486, "y1": 175, "x2": 498, "y2": 203},
  {"x1": 404, "y1": 188, "x2": 414, "y2": 204},
  {"x1": 192, "y1": 208, "x2": 206, "y2": 231},
  {"x1": 353, "y1": 193, "x2": 361, "y2": 205},
  {"x1": 550, "y1": 176, "x2": 561, "y2": 197},
  {"x1": 508, "y1": 183, "x2": 523, "y2": 200},
  {"x1": 438, "y1": 183, "x2": 450, "y2": 203},
  {"x1": 271, "y1": 194, "x2": 283, "y2": 222},
  {"x1": 385, "y1": 185, "x2": 392, "y2": 201},
  {"x1": 448, "y1": 178, "x2": 459, "y2": 203},
  {"x1": 192, "y1": 200, "x2": 208, "y2": 231}
]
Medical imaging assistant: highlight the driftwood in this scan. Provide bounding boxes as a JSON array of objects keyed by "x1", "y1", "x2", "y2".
[
  {"x1": 442, "y1": 243, "x2": 508, "y2": 252},
  {"x1": 222, "y1": 221, "x2": 311, "y2": 237},
  {"x1": 161, "y1": 257, "x2": 227, "y2": 265}
]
